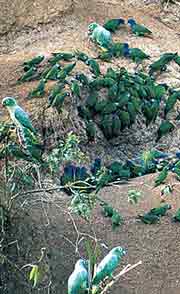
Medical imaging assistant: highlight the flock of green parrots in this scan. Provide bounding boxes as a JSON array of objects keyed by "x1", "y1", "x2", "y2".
[{"x1": 2, "y1": 17, "x2": 180, "y2": 294}]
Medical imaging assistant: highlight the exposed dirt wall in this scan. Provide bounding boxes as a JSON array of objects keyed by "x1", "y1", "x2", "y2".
[{"x1": 0, "y1": 0, "x2": 73, "y2": 35}]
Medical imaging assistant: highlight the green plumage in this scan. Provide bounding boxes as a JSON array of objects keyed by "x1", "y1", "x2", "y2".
[
  {"x1": 111, "y1": 211, "x2": 123, "y2": 230},
  {"x1": 71, "y1": 81, "x2": 81, "y2": 98},
  {"x1": 127, "y1": 102, "x2": 137, "y2": 124},
  {"x1": 164, "y1": 92, "x2": 179, "y2": 117},
  {"x1": 48, "y1": 83, "x2": 65, "y2": 105},
  {"x1": 44, "y1": 64, "x2": 60, "y2": 81},
  {"x1": 75, "y1": 51, "x2": 89, "y2": 62},
  {"x1": 101, "y1": 203, "x2": 114, "y2": 217},
  {"x1": 118, "y1": 110, "x2": 130, "y2": 129},
  {"x1": 75, "y1": 73, "x2": 89, "y2": 86},
  {"x1": 172, "y1": 209, "x2": 180, "y2": 222},
  {"x1": 129, "y1": 48, "x2": 150, "y2": 63},
  {"x1": 154, "y1": 167, "x2": 168, "y2": 187},
  {"x1": 50, "y1": 92, "x2": 69, "y2": 113},
  {"x1": 130, "y1": 23, "x2": 152, "y2": 37},
  {"x1": 92, "y1": 247, "x2": 126, "y2": 285},
  {"x1": 86, "y1": 59, "x2": 101, "y2": 77},
  {"x1": 98, "y1": 51, "x2": 113, "y2": 61},
  {"x1": 18, "y1": 67, "x2": 37, "y2": 83},
  {"x1": 156, "y1": 121, "x2": 175, "y2": 142},
  {"x1": 23, "y1": 55, "x2": 44, "y2": 68},
  {"x1": 86, "y1": 120, "x2": 96, "y2": 141},
  {"x1": 112, "y1": 115, "x2": 121, "y2": 137},
  {"x1": 100, "y1": 115, "x2": 113, "y2": 139},
  {"x1": 150, "y1": 204, "x2": 171, "y2": 216},
  {"x1": 28, "y1": 79, "x2": 46, "y2": 99},
  {"x1": 104, "y1": 19, "x2": 124, "y2": 32},
  {"x1": 142, "y1": 100, "x2": 160, "y2": 126},
  {"x1": 111, "y1": 43, "x2": 126, "y2": 58},
  {"x1": 138, "y1": 212, "x2": 160, "y2": 224},
  {"x1": 149, "y1": 53, "x2": 176, "y2": 75}
]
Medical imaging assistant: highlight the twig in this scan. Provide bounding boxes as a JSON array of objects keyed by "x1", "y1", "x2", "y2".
[{"x1": 100, "y1": 260, "x2": 142, "y2": 294}]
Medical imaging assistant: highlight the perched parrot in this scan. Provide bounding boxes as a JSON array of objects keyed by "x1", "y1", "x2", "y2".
[
  {"x1": 128, "y1": 19, "x2": 152, "y2": 37},
  {"x1": 2, "y1": 97, "x2": 36, "y2": 134},
  {"x1": 2, "y1": 97, "x2": 44, "y2": 162},
  {"x1": 88, "y1": 22, "x2": 112, "y2": 49},
  {"x1": 92, "y1": 246, "x2": 126, "y2": 285},
  {"x1": 68, "y1": 259, "x2": 89, "y2": 294}
]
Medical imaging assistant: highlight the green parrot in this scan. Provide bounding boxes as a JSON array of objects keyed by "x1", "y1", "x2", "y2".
[
  {"x1": 44, "y1": 64, "x2": 61, "y2": 81},
  {"x1": 49, "y1": 52, "x2": 74, "y2": 64},
  {"x1": 68, "y1": 259, "x2": 89, "y2": 294},
  {"x1": 19, "y1": 127, "x2": 44, "y2": 162},
  {"x1": 149, "y1": 53, "x2": 177, "y2": 76},
  {"x1": 128, "y1": 19, "x2": 152, "y2": 37},
  {"x1": 150, "y1": 204, "x2": 171, "y2": 217},
  {"x1": 117, "y1": 110, "x2": 130, "y2": 129},
  {"x1": 22, "y1": 54, "x2": 45, "y2": 68},
  {"x1": 48, "y1": 82, "x2": 65, "y2": 105},
  {"x1": 75, "y1": 73, "x2": 89, "y2": 86},
  {"x1": 142, "y1": 100, "x2": 160, "y2": 126},
  {"x1": 77, "y1": 105, "x2": 92, "y2": 121},
  {"x1": 75, "y1": 50, "x2": 89, "y2": 62},
  {"x1": 86, "y1": 120, "x2": 96, "y2": 142},
  {"x1": 86, "y1": 91, "x2": 98, "y2": 108},
  {"x1": 49, "y1": 92, "x2": 70, "y2": 113},
  {"x1": 116, "y1": 93, "x2": 130, "y2": 108},
  {"x1": 86, "y1": 58, "x2": 101, "y2": 77},
  {"x1": 156, "y1": 120, "x2": 175, "y2": 142},
  {"x1": 71, "y1": 81, "x2": 81, "y2": 98},
  {"x1": 101, "y1": 202, "x2": 114, "y2": 217},
  {"x1": 164, "y1": 92, "x2": 179, "y2": 118},
  {"x1": 2, "y1": 97, "x2": 36, "y2": 134},
  {"x1": 154, "y1": 167, "x2": 169, "y2": 187},
  {"x1": 174, "y1": 54, "x2": 180, "y2": 66},
  {"x1": 28, "y1": 79, "x2": 46, "y2": 99},
  {"x1": 18, "y1": 67, "x2": 37, "y2": 83},
  {"x1": 127, "y1": 101, "x2": 137, "y2": 124},
  {"x1": 129, "y1": 48, "x2": 150, "y2": 63},
  {"x1": 138, "y1": 212, "x2": 160, "y2": 224},
  {"x1": 112, "y1": 114, "x2": 121, "y2": 137},
  {"x1": 105, "y1": 67, "x2": 118, "y2": 80},
  {"x1": 100, "y1": 115, "x2": 113, "y2": 139},
  {"x1": 111, "y1": 211, "x2": 123, "y2": 230},
  {"x1": 92, "y1": 246, "x2": 126, "y2": 285},
  {"x1": 97, "y1": 50, "x2": 113, "y2": 61},
  {"x1": 57, "y1": 63, "x2": 76, "y2": 81},
  {"x1": 172, "y1": 209, "x2": 180, "y2": 222},
  {"x1": 88, "y1": 22, "x2": 112, "y2": 49},
  {"x1": 103, "y1": 18, "x2": 125, "y2": 32}
]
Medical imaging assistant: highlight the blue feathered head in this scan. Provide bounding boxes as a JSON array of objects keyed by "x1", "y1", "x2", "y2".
[
  {"x1": 123, "y1": 43, "x2": 130, "y2": 57},
  {"x1": 128, "y1": 18, "x2": 136, "y2": 26},
  {"x1": 117, "y1": 18, "x2": 125, "y2": 25}
]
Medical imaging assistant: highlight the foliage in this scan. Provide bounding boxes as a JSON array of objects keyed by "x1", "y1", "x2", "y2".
[
  {"x1": 47, "y1": 131, "x2": 86, "y2": 174},
  {"x1": 70, "y1": 191, "x2": 96, "y2": 220}
]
